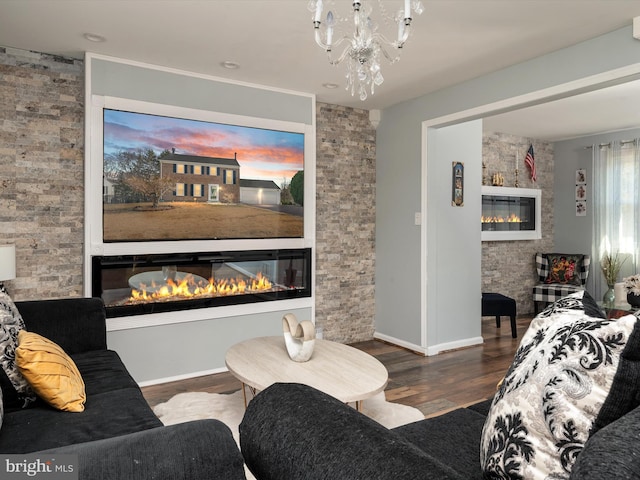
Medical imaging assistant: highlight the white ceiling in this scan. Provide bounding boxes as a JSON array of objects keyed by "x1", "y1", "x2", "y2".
[{"x1": 1, "y1": 0, "x2": 640, "y2": 141}]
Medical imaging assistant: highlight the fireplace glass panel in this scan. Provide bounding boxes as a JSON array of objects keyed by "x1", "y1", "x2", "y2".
[
  {"x1": 481, "y1": 195, "x2": 536, "y2": 232},
  {"x1": 92, "y1": 249, "x2": 311, "y2": 318}
]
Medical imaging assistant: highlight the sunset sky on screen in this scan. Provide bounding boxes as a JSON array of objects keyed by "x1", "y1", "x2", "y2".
[{"x1": 104, "y1": 109, "x2": 304, "y2": 184}]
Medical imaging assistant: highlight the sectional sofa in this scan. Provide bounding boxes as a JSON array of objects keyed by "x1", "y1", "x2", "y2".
[
  {"x1": 240, "y1": 292, "x2": 640, "y2": 480},
  {"x1": 0, "y1": 295, "x2": 246, "y2": 479}
]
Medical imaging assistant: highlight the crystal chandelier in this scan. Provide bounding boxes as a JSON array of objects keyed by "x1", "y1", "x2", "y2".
[{"x1": 309, "y1": 0, "x2": 423, "y2": 101}]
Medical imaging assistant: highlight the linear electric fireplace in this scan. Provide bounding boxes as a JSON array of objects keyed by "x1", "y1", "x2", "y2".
[
  {"x1": 481, "y1": 186, "x2": 541, "y2": 241},
  {"x1": 92, "y1": 249, "x2": 312, "y2": 318}
]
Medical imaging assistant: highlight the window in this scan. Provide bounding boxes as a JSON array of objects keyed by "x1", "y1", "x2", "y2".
[
  {"x1": 193, "y1": 184, "x2": 203, "y2": 197},
  {"x1": 193, "y1": 165, "x2": 202, "y2": 175},
  {"x1": 175, "y1": 164, "x2": 185, "y2": 174},
  {"x1": 593, "y1": 139, "x2": 640, "y2": 300},
  {"x1": 618, "y1": 145, "x2": 636, "y2": 254},
  {"x1": 175, "y1": 183, "x2": 185, "y2": 196},
  {"x1": 224, "y1": 169, "x2": 236, "y2": 185}
]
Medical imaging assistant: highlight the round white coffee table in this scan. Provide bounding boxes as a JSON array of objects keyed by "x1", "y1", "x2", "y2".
[{"x1": 225, "y1": 336, "x2": 388, "y2": 410}]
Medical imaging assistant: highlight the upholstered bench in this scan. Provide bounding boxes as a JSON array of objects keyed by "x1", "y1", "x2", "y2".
[{"x1": 481, "y1": 293, "x2": 517, "y2": 338}]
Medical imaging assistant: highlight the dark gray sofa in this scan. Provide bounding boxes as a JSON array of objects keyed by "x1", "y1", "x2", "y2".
[
  {"x1": 1, "y1": 297, "x2": 246, "y2": 480},
  {"x1": 240, "y1": 382, "x2": 640, "y2": 480},
  {"x1": 241, "y1": 291, "x2": 640, "y2": 479}
]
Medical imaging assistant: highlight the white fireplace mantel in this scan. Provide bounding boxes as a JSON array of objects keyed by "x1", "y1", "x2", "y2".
[{"x1": 481, "y1": 186, "x2": 541, "y2": 241}]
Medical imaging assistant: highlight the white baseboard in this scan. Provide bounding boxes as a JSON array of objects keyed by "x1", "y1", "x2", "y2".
[
  {"x1": 373, "y1": 332, "x2": 483, "y2": 357},
  {"x1": 373, "y1": 332, "x2": 428, "y2": 355},
  {"x1": 137, "y1": 366, "x2": 229, "y2": 388},
  {"x1": 426, "y1": 336, "x2": 484, "y2": 356}
]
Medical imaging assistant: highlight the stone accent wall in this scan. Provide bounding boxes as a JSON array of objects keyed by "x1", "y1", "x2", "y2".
[
  {"x1": 0, "y1": 47, "x2": 84, "y2": 300},
  {"x1": 315, "y1": 103, "x2": 376, "y2": 342},
  {"x1": 481, "y1": 132, "x2": 554, "y2": 314}
]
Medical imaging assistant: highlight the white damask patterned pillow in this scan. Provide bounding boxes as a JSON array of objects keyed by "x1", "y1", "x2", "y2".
[
  {"x1": 480, "y1": 295, "x2": 639, "y2": 479},
  {"x1": 0, "y1": 285, "x2": 35, "y2": 408}
]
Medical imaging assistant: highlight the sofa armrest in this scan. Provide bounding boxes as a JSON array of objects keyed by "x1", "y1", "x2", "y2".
[
  {"x1": 40, "y1": 420, "x2": 247, "y2": 480},
  {"x1": 16, "y1": 298, "x2": 107, "y2": 354},
  {"x1": 569, "y1": 405, "x2": 640, "y2": 480},
  {"x1": 239, "y1": 383, "x2": 464, "y2": 480}
]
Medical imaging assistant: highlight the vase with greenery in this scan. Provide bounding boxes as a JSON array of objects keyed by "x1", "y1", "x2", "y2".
[{"x1": 601, "y1": 251, "x2": 626, "y2": 305}]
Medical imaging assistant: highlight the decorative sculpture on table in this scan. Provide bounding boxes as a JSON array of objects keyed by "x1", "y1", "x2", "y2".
[{"x1": 282, "y1": 313, "x2": 316, "y2": 362}]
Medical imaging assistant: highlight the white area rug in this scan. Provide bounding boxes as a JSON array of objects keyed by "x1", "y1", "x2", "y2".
[
  {"x1": 154, "y1": 389, "x2": 424, "y2": 480},
  {"x1": 154, "y1": 389, "x2": 425, "y2": 441}
]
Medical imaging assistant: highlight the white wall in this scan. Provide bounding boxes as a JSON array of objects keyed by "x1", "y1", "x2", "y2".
[{"x1": 375, "y1": 25, "x2": 640, "y2": 352}]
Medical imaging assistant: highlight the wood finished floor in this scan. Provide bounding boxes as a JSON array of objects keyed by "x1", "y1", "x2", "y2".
[{"x1": 142, "y1": 315, "x2": 533, "y2": 418}]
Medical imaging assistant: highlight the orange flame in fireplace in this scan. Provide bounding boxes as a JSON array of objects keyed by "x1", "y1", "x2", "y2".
[
  {"x1": 129, "y1": 272, "x2": 273, "y2": 303},
  {"x1": 481, "y1": 213, "x2": 522, "y2": 223}
]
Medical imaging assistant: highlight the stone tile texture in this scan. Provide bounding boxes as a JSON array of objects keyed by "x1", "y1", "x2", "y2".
[
  {"x1": 315, "y1": 103, "x2": 376, "y2": 343},
  {"x1": 481, "y1": 132, "x2": 554, "y2": 315},
  {"x1": 0, "y1": 47, "x2": 84, "y2": 299}
]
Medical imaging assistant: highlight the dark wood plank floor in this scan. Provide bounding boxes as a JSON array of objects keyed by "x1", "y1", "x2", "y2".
[{"x1": 142, "y1": 315, "x2": 532, "y2": 418}]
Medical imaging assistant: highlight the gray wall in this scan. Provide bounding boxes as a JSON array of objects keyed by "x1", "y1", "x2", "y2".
[
  {"x1": 91, "y1": 58, "x2": 313, "y2": 125},
  {"x1": 427, "y1": 121, "x2": 483, "y2": 348},
  {"x1": 553, "y1": 127, "x2": 640, "y2": 297},
  {"x1": 88, "y1": 56, "x2": 316, "y2": 382},
  {"x1": 375, "y1": 25, "x2": 640, "y2": 351}
]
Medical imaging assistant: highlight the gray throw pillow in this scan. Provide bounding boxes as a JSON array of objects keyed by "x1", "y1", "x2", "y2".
[{"x1": 0, "y1": 285, "x2": 35, "y2": 408}]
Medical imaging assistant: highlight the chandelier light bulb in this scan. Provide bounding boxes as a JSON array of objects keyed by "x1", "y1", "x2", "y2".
[{"x1": 309, "y1": 0, "x2": 422, "y2": 101}]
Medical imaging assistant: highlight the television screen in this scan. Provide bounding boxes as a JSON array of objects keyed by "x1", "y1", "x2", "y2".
[{"x1": 102, "y1": 108, "x2": 304, "y2": 242}]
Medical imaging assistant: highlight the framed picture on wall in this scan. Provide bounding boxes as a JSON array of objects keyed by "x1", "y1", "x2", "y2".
[
  {"x1": 452, "y1": 162, "x2": 464, "y2": 207},
  {"x1": 576, "y1": 169, "x2": 586, "y2": 185}
]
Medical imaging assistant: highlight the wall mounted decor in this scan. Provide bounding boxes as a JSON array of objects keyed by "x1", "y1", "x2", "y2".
[
  {"x1": 452, "y1": 162, "x2": 464, "y2": 206},
  {"x1": 576, "y1": 169, "x2": 587, "y2": 216}
]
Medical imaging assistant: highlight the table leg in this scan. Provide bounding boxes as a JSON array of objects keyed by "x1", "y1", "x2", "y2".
[
  {"x1": 241, "y1": 382, "x2": 248, "y2": 409},
  {"x1": 240, "y1": 382, "x2": 259, "y2": 409}
]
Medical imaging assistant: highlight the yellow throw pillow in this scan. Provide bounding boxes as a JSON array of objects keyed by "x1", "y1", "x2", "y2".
[{"x1": 16, "y1": 330, "x2": 86, "y2": 412}]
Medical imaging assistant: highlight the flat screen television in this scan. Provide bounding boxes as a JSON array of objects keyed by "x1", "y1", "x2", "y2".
[{"x1": 100, "y1": 103, "x2": 305, "y2": 242}]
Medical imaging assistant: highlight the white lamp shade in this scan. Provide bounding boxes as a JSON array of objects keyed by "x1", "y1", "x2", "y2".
[{"x1": 0, "y1": 245, "x2": 16, "y2": 281}]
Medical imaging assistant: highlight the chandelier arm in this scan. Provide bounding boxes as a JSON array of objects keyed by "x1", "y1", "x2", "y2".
[
  {"x1": 327, "y1": 43, "x2": 354, "y2": 66},
  {"x1": 373, "y1": 29, "x2": 410, "y2": 51},
  {"x1": 314, "y1": 27, "x2": 330, "y2": 50},
  {"x1": 397, "y1": 21, "x2": 411, "y2": 46},
  {"x1": 315, "y1": 28, "x2": 353, "y2": 54},
  {"x1": 372, "y1": 35, "x2": 402, "y2": 63}
]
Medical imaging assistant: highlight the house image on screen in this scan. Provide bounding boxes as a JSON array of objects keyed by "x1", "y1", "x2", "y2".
[
  {"x1": 103, "y1": 173, "x2": 117, "y2": 204},
  {"x1": 159, "y1": 152, "x2": 281, "y2": 205},
  {"x1": 159, "y1": 152, "x2": 240, "y2": 203},
  {"x1": 239, "y1": 179, "x2": 281, "y2": 205}
]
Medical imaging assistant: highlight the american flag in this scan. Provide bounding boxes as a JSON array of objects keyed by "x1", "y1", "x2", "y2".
[{"x1": 524, "y1": 144, "x2": 537, "y2": 182}]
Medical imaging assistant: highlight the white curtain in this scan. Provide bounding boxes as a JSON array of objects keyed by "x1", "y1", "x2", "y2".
[{"x1": 592, "y1": 139, "x2": 640, "y2": 300}]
